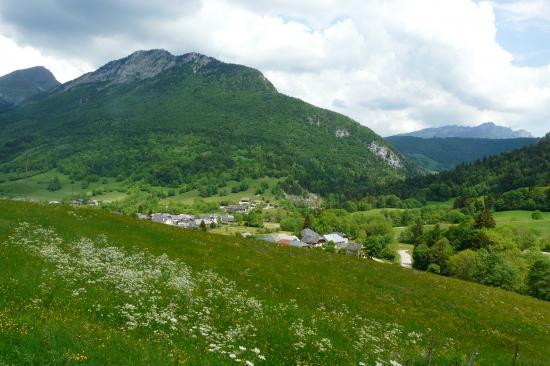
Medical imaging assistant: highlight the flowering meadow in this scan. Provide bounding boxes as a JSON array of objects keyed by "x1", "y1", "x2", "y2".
[{"x1": 0, "y1": 201, "x2": 549, "y2": 365}]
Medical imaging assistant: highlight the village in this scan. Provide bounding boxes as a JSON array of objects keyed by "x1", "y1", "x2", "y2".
[{"x1": 139, "y1": 196, "x2": 366, "y2": 257}]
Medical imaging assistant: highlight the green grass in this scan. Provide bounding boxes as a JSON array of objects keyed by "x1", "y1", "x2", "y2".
[
  {"x1": 493, "y1": 210, "x2": 550, "y2": 222},
  {"x1": 161, "y1": 177, "x2": 281, "y2": 205},
  {"x1": 425, "y1": 198, "x2": 455, "y2": 209},
  {"x1": 1, "y1": 200, "x2": 549, "y2": 365},
  {"x1": 0, "y1": 170, "x2": 127, "y2": 202},
  {"x1": 493, "y1": 210, "x2": 550, "y2": 236},
  {"x1": 494, "y1": 210, "x2": 550, "y2": 233},
  {"x1": 209, "y1": 222, "x2": 282, "y2": 237}
]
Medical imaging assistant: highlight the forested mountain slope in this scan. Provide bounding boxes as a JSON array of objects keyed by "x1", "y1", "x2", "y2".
[
  {"x1": 0, "y1": 50, "x2": 416, "y2": 199},
  {"x1": 395, "y1": 134, "x2": 550, "y2": 204},
  {"x1": 386, "y1": 136, "x2": 538, "y2": 171}
]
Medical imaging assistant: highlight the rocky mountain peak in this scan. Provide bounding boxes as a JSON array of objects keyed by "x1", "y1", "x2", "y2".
[
  {"x1": 64, "y1": 49, "x2": 178, "y2": 90},
  {"x1": 397, "y1": 122, "x2": 533, "y2": 139}
]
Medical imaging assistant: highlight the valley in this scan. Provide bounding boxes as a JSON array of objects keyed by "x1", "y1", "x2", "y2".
[{"x1": 0, "y1": 48, "x2": 549, "y2": 366}]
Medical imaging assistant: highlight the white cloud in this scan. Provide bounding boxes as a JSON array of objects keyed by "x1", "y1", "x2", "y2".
[
  {"x1": 0, "y1": 35, "x2": 91, "y2": 82},
  {"x1": 0, "y1": 0, "x2": 549, "y2": 136},
  {"x1": 492, "y1": 0, "x2": 550, "y2": 23}
]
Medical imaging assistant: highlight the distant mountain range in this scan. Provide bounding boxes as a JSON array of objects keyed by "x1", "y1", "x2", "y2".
[
  {"x1": 0, "y1": 49, "x2": 416, "y2": 200},
  {"x1": 0, "y1": 66, "x2": 59, "y2": 111},
  {"x1": 386, "y1": 136, "x2": 539, "y2": 171},
  {"x1": 396, "y1": 133, "x2": 550, "y2": 205},
  {"x1": 396, "y1": 122, "x2": 532, "y2": 139}
]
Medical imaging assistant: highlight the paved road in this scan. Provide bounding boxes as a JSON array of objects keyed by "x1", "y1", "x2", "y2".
[{"x1": 398, "y1": 249, "x2": 412, "y2": 269}]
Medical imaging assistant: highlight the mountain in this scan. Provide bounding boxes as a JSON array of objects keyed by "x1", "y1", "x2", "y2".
[
  {"x1": 398, "y1": 122, "x2": 533, "y2": 139},
  {"x1": 0, "y1": 50, "x2": 416, "y2": 200},
  {"x1": 386, "y1": 136, "x2": 539, "y2": 171},
  {"x1": 395, "y1": 134, "x2": 550, "y2": 205},
  {"x1": 0, "y1": 66, "x2": 60, "y2": 111}
]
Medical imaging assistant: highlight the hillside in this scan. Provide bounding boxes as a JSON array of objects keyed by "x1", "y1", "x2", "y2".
[
  {"x1": 395, "y1": 134, "x2": 550, "y2": 204},
  {"x1": 0, "y1": 50, "x2": 415, "y2": 201},
  {"x1": 386, "y1": 136, "x2": 538, "y2": 171},
  {"x1": 397, "y1": 122, "x2": 532, "y2": 139},
  {"x1": 0, "y1": 66, "x2": 59, "y2": 111},
  {"x1": 1, "y1": 200, "x2": 549, "y2": 365}
]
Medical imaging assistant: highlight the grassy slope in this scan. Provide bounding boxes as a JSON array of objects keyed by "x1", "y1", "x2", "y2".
[
  {"x1": 493, "y1": 210, "x2": 550, "y2": 236},
  {"x1": 0, "y1": 170, "x2": 127, "y2": 202},
  {"x1": 1, "y1": 200, "x2": 549, "y2": 365}
]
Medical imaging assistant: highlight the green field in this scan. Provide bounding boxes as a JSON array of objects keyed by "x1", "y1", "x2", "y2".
[
  {"x1": 0, "y1": 170, "x2": 128, "y2": 202},
  {"x1": 494, "y1": 210, "x2": 550, "y2": 236},
  {"x1": 1, "y1": 200, "x2": 548, "y2": 365},
  {"x1": 161, "y1": 177, "x2": 281, "y2": 206}
]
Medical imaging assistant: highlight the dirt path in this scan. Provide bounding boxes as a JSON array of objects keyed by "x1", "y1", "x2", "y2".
[{"x1": 398, "y1": 249, "x2": 412, "y2": 269}]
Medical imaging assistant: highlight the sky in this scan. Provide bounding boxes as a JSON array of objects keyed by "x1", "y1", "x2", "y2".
[{"x1": 0, "y1": 0, "x2": 549, "y2": 137}]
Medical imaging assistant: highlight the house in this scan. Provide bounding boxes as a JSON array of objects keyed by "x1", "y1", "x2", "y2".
[
  {"x1": 136, "y1": 213, "x2": 149, "y2": 220},
  {"x1": 220, "y1": 214, "x2": 235, "y2": 223},
  {"x1": 178, "y1": 220, "x2": 197, "y2": 229},
  {"x1": 323, "y1": 232, "x2": 348, "y2": 244},
  {"x1": 226, "y1": 204, "x2": 248, "y2": 213},
  {"x1": 241, "y1": 232, "x2": 253, "y2": 238},
  {"x1": 344, "y1": 243, "x2": 364, "y2": 257},
  {"x1": 301, "y1": 228, "x2": 326, "y2": 247},
  {"x1": 151, "y1": 213, "x2": 174, "y2": 225},
  {"x1": 284, "y1": 239, "x2": 309, "y2": 248},
  {"x1": 195, "y1": 218, "x2": 215, "y2": 226},
  {"x1": 173, "y1": 214, "x2": 194, "y2": 221},
  {"x1": 88, "y1": 200, "x2": 99, "y2": 206},
  {"x1": 257, "y1": 233, "x2": 300, "y2": 244},
  {"x1": 335, "y1": 242, "x2": 350, "y2": 251},
  {"x1": 240, "y1": 197, "x2": 252, "y2": 204}
]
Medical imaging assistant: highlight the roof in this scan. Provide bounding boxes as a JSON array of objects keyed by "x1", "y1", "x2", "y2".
[
  {"x1": 301, "y1": 228, "x2": 324, "y2": 244},
  {"x1": 346, "y1": 243, "x2": 363, "y2": 251},
  {"x1": 278, "y1": 239, "x2": 309, "y2": 248},
  {"x1": 257, "y1": 233, "x2": 299, "y2": 243},
  {"x1": 323, "y1": 233, "x2": 348, "y2": 244}
]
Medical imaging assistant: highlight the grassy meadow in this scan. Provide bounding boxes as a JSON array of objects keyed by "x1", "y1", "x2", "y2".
[
  {"x1": 1, "y1": 200, "x2": 549, "y2": 365},
  {"x1": 493, "y1": 210, "x2": 550, "y2": 236}
]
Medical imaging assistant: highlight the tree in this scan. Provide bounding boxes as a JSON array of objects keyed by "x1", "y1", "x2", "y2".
[
  {"x1": 199, "y1": 220, "x2": 207, "y2": 232},
  {"x1": 412, "y1": 218, "x2": 424, "y2": 244},
  {"x1": 527, "y1": 258, "x2": 550, "y2": 301},
  {"x1": 47, "y1": 176, "x2": 62, "y2": 192},
  {"x1": 448, "y1": 249, "x2": 478, "y2": 281},
  {"x1": 425, "y1": 224, "x2": 442, "y2": 247},
  {"x1": 474, "y1": 209, "x2": 496, "y2": 229},
  {"x1": 209, "y1": 221, "x2": 217, "y2": 229},
  {"x1": 245, "y1": 209, "x2": 263, "y2": 228},
  {"x1": 413, "y1": 244, "x2": 430, "y2": 270},
  {"x1": 303, "y1": 214, "x2": 313, "y2": 229},
  {"x1": 474, "y1": 250, "x2": 520, "y2": 291},
  {"x1": 429, "y1": 238, "x2": 454, "y2": 274},
  {"x1": 363, "y1": 235, "x2": 395, "y2": 261}
]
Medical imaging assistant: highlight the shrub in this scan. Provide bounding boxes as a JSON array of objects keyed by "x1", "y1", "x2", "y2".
[
  {"x1": 427, "y1": 264, "x2": 441, "y2": 274},
  {"x1": 447, "y1": 249, "x2": 478, "y2": 281},
  {"x1": 532, "y1": 210, "x2": 543, "y2": 220},
  {"x1": 47, "y1": 176, "x2": 62, "y2": 192}
]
